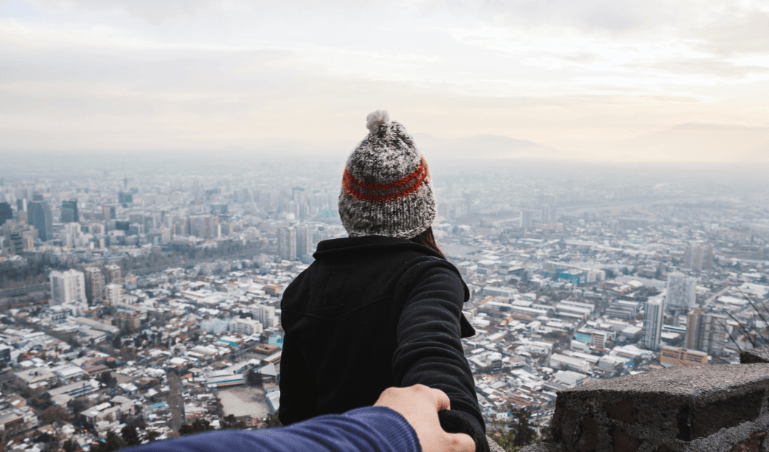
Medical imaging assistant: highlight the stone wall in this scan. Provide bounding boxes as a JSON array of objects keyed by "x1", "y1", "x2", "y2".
[{"x1": 522, "y1": 362, "x2": 769, "y2": 452}]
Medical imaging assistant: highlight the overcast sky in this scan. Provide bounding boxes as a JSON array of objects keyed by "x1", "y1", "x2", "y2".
[{"x1": 2, "y1": 0, "x2": 769, "y2": 161}]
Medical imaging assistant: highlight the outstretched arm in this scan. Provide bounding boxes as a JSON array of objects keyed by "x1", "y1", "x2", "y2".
[
  {"x1": 393, "y1": 263, "x2": 486, "y2": 437},
  {"x1": 121, "y1": 386, "x2": 474, "y2": 452}
]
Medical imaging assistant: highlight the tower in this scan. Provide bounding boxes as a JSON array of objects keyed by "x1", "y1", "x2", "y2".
[
  {"x1": 28, "y1": 200, "x2": 53, "y2": 242},
  {"x1": 278, "y1": 226, "x2": 297, "y2": 261},
  {"x1": 684, "y1": 243, "x2": 713, "y2": 270},
  {"x1": 685, "y1": 308, "x2": 703, "y2": 350},
  {"x1": 520, "y1": 210, "x2": 533, "y2": 230},
  {"x1": 542, "y1": 204, "x2": 552, "y2": 224},
  {"x1": 61, "y1": 199, "x2": 79, "y2": 223},
  {"x1": 84, "y1": 267, "x2": 104, "y2": 305},
  {"x1": 105, "y1": 264, "x2": 122, "y2": 285},
  {"x1": 687, "y1": 309, "x2": 727, "y2": 356},
  {"x1": 102, "y1": 205, "x2": 116, "y2": 221},
  {"x1": 49, "y1": 269, "x2": 87, "y2": 305},
  {"x1": 666, "y1": 273, "x2": 697, "y2": 310},
  {"x1": 296, "y1": 225, "x2": 313, "y2": 258},
  {"x1": 642, "y1": 296, "x2": 664, "y2": 351},
  {"x1": 0, "y1": 202, "x2": 11, "y2": 226}
]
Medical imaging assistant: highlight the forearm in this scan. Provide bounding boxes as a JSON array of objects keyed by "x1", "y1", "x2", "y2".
[
  {"x1": 394, "y1": 266, "x2": 486, "y2": 434},
  {"x1": 124, "y1": 406, "x2": 419, "y2": 452}
]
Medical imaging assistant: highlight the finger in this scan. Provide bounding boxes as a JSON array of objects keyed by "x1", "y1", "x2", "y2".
[
  {"x1": 428, "y1": 387, "x2": 451, "y2": 412},
  {"x1": 446, "y1": 432, "x2": 475, "y2": 452}
]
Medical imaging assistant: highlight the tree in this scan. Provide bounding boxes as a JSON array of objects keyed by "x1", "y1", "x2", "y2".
[
  {"x1": 178, "y1": 419, "x2": 213, "y2": 436},
  {"x1": 488, "y1": 419, "x2": 518, "y2": 451},
  {"x1": 220, "y1": 414, "x2": 247, "y2": 430},
  {"x1": 62, "y1": 439, "x2": 78, "y2": 452},
  {"x1": 121, "y1": 424, "x2": 141, "y2": 446},
  {"x1": 90, "y1": 431, "x2": 127, "y2": 452},
  {"x1": 144, "y1": 431, "x2": 161, "y2": 444},
  {"x1": 40, "y1": 405, "x2": 69, "y2": 425},
  {"x1": 511, "y1": 408, "x2": 536, "y2": 448}
]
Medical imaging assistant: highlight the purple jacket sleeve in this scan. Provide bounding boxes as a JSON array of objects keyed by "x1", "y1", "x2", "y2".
[{"x1": 121, "y1": 406, "x2": 420, "y2": 452}]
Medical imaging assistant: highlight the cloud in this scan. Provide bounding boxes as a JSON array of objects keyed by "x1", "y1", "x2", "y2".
[{"x1": 695, "y1": 11, "x2": 769, "y2": 56}]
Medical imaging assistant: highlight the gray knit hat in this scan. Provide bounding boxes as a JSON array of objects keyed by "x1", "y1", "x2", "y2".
[{"x1": 338, "y1": 110, "x2": 436, "y2": 239}]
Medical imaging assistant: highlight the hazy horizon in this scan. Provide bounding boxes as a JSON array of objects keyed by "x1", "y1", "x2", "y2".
[{"x1": 2, "y1": 0, "x2": 769, "y2": 162}]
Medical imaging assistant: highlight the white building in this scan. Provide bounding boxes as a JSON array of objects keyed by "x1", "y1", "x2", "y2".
[
  {"x1": 105, "y1": 284, "x2": 122, "y2": 305},
  {"x1": 666, "y1": 273, "x2": 697, "y2": 309},
  {"x1": 50, "y1": 269, "x2": 86, "y2": 305},
  {"x1": 251, "y1": 304, "x2": 278, "y2": 328},
  {"x1": 296, "y1": 225, "x2": 313, "y2": 259},
  {"x1": 230, "y1": 317, "x2": 263, "y2": 335},
  {"x1": 642, "y1": 296, "x2": 665, "y2": 351}
]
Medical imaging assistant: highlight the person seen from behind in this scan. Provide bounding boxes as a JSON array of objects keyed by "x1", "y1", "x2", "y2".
[{"x1": 279, "y1": 110, "x2": 488, "y2": 452}]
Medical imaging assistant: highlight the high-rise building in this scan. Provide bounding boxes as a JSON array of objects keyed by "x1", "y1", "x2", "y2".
[
  {"x1": 520, "y1": 210, "x2": 533, "y2": 230},
  {"x1": 50, "y1": 269, "x2": 86, "y2": 305},
  {"x1": 62, "y1": 222, "x2": 81, "y2": 247},
  {"x1": 684, "y1": 243, "x2": 713, "y2": 270},
  {"x1": 292, "y1": 187, "x2": 305, "y2": 202},
  {"x1": 28, "y1": 200, "x2": 53, "y2": 242},
  {"x1": 666, "y1": 273, "x2": 697, "y2": 309},
  {"x1": 0, "y1": 202, "x2": 12, "y2": 226},
  {"x1": 105, "y1": 264, "x2": 122, "y2": 285},
  {"x1": 102, "y1": 205, "x2": 117, "y2": 221},
  {"x1": 251, "y1": 305, "x2": 278, "y2": 329},
  {"x1": 61, "y1": 199, "x2": 79, "y2": 223},
  {"x1": 84, "y1": 267, "x2": 104, "y2": 304},
  {"x1": 686, "y1": 308, "x2": 727, "y2": 356},
  {"x1": 278, "y1": 226, "x2": 297, "y2": 261},
  {"x1": 542, "y1": 204, "x2": 552, "y2": 224},
  {"x1": 190, "y1": 215, "x2": 218, "y2": 239},
  {"x1": 105, "y1": 284, "x2": 122, "y2": 305},
  {"x1": 642, "y1": 296, "x2": 665, "y2": 351},
  {"x1": 296, "y1": 225, "x2": 313, "y2": 258},
  {"x1": 118, "y1": 192, "x2": 133, "y2": 205},
  {"x1": 685, "y1": 308, "x2": 704, "y2": 350}
]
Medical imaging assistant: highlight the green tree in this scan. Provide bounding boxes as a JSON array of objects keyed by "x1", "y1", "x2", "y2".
[
  {"x1": 90, "y1": 431, "x2": 127, "y2": 452},
  {"x1": 220, "y1": 414, "x2": 247, "y2": 430},
  {"x1": 144, "y1": 431, "x2": 161, "y2": 444},
  {"x1": 40, "y1": 405, "x2": 69, "y2": 425},
  {"x1": 62, "y1": 439, "x2": 79, "y2": 452},
  {"x1": 488, "y1": 419, "x2": 518, "y2": 451},
  {"x1": 121, "y1": 424, "x2": 141, "y2": 446},
  {"x1": 178, "y1": 419, "x2": 212, "y2": 436},
  {"x1": 511, "y1": 408, "x2": 536, "y2": 448}
]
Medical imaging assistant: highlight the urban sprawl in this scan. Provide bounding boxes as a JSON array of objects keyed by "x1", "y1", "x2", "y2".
[{"x1": 0, "y1": 158, "x2": 767, "y2": 451}]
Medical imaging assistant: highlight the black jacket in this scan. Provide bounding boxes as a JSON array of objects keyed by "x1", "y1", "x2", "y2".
[{"x1": 278, "y1": 235, "x2": 486, "y2": 437}]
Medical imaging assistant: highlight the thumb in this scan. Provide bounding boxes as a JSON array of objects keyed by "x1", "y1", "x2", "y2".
[{"x1": 443, "y1": 432, "x2": 476, "y2": 452}]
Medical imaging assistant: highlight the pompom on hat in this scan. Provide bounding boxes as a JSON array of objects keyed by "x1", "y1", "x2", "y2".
[{"x1": 338, "y1": 110, "x2": 436, "y2": 239}]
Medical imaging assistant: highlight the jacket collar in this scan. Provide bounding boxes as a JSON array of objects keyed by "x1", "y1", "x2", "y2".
[{"x1": 314, "y1": 235, "x2": 445, "y2": 259}]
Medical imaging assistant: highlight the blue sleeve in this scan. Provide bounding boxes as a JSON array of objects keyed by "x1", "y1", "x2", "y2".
[{"x1": 122, "y1": 406, "x2": 420, "y2": 452}]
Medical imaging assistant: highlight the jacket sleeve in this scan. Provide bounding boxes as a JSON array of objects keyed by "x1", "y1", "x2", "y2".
[
  {"x1": 278, "y1": 328, "x2": 320, "y2": 426},
  {"x1": 392, "y1": 262, "x2": 486, "y2": 437},
  {"x1": 123, "y1": 406, "x2": 419, "y2": 452}
]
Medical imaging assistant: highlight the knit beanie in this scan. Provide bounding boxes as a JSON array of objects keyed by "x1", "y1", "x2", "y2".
[{"x1": 338, "y1": 110, "x2": 436, "y2": 239}]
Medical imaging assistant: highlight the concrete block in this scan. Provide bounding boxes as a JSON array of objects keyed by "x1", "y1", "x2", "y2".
[{"x1": 550, "y1": 364, "x2": 769, "y2": 452}]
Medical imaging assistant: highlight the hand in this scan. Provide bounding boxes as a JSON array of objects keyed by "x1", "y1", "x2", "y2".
[{"x1": 374, "y1": 385, "x2": 476, "y2": 452}]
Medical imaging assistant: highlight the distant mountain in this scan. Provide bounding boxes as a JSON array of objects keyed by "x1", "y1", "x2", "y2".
[
  {"x1": 618, "y1": 123, "x2": 769, "y2": 162},
  {"x1": 412, "y1": 133, "x2": 558, "y2": 160}
]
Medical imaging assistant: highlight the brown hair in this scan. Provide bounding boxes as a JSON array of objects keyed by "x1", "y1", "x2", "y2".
[{"x1": 409, "y1": 226, "x2": 445, "y2": 259}]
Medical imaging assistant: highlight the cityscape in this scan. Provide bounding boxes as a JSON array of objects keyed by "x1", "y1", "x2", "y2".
[{"x1": 1, "y1": 153, "x2": 768, "y2": 451}]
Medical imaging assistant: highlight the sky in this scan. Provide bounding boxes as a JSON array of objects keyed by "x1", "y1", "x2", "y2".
[{"x1": 1, "y1": 0, "x2": 769, "y2": 162}]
